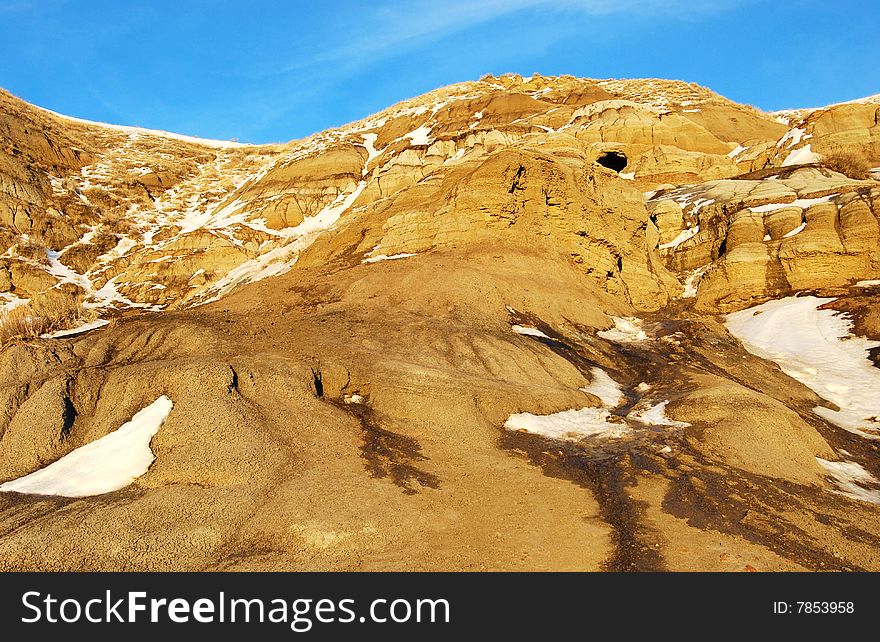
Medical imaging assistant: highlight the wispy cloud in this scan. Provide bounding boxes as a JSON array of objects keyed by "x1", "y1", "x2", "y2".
[{"x1": 263, "y1": 0, "x2": 744, "y2": 78}]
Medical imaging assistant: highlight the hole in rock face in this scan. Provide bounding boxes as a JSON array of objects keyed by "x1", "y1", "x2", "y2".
[
  {"x1": 311, "y1": 368, "x2": 324, "y2": 398},
  {"x1": 596, "y1": 151, "x2": 628, "y2": 173},
  {"x1": 60, "y1": 396, "x2": 77, "y2": 439}
]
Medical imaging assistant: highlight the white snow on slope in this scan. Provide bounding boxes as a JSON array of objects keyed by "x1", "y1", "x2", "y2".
[
  {"x1": 777, "y1": 127, "x2": 810, "y2": 149},
  {"x1": 504, "y1": 407, "x2": 628, "y2": 441},
  {"x1": 854, "y1": 280, "x2": 880, "y2": 287},
  {"x1": 691, "y1": 198, "x2": 715, "y2": 214},
  {"x1": 598, "y1": 317, "x2": 649, "y2": 343},
  {"x1": 0, "y1": 292, "x2": 28, "y2": 314},
  {"x1": 0, "y1": 396, "x2": 173, "y2": 497},
  {"x1": 36, "y1": 105, "x2": 247, "y2": 149},
  {"x1": 725, "y1": 296, "x2": 880, "y2": 439},
  {"x1": 681, "y1": 266, "x2": 708, "y2": 298},
  {"x1": 505, "y1": 366, "x2": 629, "y2": 441},
  {"x1": 97, "y1": 235, "x2": 137, "y2": 263},
  {"x1": 502, "y1": 334, "x2": 690, "y2": 441},
  {"x1": 783, "y1": 221, "x2": 807, "y2": 238},
  {"x1": 362, "y1": 252, "x2": 416, "y2": 264},
  {"x1": 41, "y1": 247, "x2": 155, "y2": 312},
  {"x1": 749, "y1": 194, "x2": 837, "y2": 213},
  {"x1": 404, "y1": 125, "x2": 433, "y2": 146},
  {"x1": 504, "y1": 367, "x2": 635, "y2": 441},
  {"x1": 817, "y1": 458, "x2": 880, "y2": 504},
  {"x1": 86, "y1": 277, "x2": 159, "y2": 311},
  {"x1": 41, "y1": 318, "x2": 109, "y2": 338},
  {"x1": 727, "y1": 144, "x2": 748, "y2": 159},
  {"x1": 781, "y1": 144, "x2": 821, "y2": 167},
  {"x1": 45, "y1": 249, "x2": 92, "y2": 292},
  {"x1": 776, "y1": 93, "x2": 880, "y2": 115},
  {"x1": 361, "y1": 133, "x2": 381, "y2": 173},
  {"x1": 511, "y1": 325, "x2": 551, "y2": 339},
  {"x1": 445, "y1": 148, "x2": 466, "y2": 164},
  {"x1": 627, "y1": 400, "x2": 689, "y2": 427},
  {"x1": 659, "y1": 225, "x2": 700, "y2": 249},
  {"x1": 198, "y1": 181, "x2": 367, "y2": 304},
  {"x1": 580, "y1": 367, "x2": 625, "y2": 408}
]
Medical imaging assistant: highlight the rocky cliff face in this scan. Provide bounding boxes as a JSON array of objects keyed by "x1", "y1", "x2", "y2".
[
  {"x1": 3, "y1": 75, "x2": 877, "y2": 319},
  {"x1": 0, "y1": 75, "x2": 879, "y2": 572}
]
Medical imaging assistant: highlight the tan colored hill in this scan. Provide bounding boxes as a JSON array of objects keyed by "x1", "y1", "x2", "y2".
[{"x1": 1, "y1": 74, "x2": 879, "y2": 571}]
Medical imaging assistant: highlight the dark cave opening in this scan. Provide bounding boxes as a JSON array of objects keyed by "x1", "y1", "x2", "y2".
[
  {"x1": 311, "y1": 367, "x2": 324, "y2": 398},
  {"x1": 596, "y1": 151, "x2": 628, "y2": 173}
]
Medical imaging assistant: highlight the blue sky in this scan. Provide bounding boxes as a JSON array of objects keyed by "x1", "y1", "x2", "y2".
[{"x1": 0, "y1": 0, "x2": 876, "y2": 144}]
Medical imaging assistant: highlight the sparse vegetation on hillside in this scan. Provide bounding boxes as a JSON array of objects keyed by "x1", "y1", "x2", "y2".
[
  {"x1": 0, "y1": 286, "x2": 95, "y2": 345},
  {"x1": 824, "y1": 150, "x2": 871, "y2": 179},
  {"x1": 12, "y1": 237, "x2": 49, "y2": 263}
]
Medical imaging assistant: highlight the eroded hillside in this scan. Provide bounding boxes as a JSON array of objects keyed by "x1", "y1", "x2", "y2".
[{"x1": 0, "y1": 74, "x2": 878, "y2": 571}]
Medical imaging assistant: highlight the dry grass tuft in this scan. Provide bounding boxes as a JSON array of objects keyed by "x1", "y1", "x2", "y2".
[
  {"x1": 824, "y1": 150, "x2": 871, "y2": 180},
  {"x1": 12, "y1": 238, "x2": 48, "y2": 264},
  {"x1": 0, "y1": 287, "x2": 95, "y2": 346}
]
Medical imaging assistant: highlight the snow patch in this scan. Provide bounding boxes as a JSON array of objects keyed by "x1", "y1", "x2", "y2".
[
  {"x1": 37, "y1": 104, "x2": 247, "y2": 149},
  {"x1": 42, "y1": 319, "x2": 109, "y2": 338},
  {"x1": 504, "y1": 407, "x2": 628, "y2": 441},
  {"x1": 659, "y1": 225, "x2": 700, "y2": 250},
  {"x1": 681, "y1": 266, "x2": 708, "y2": 298},
  {"x1": 782, "y1": 222, "x2": 807, "y2": 238},
  {"x1": 45, "y1": 249, "x2": 92, "y2": 292},
  {"x1": 781, "y1": 144, "x2": 821, "y2": 167},
  {"x1": 503, "y1": 367, "x2": 632, "y2": 442},
  {"x1": 777, "y1": 127, "x2": 810, "y2": 149},
  {"x1": 361, "y1": 133, "x2": 381, "y2": 174},
  {"x1": 627, "y1": 401, "x2": 689, "y2": 427},
  {"x1": 749, "y1": 194, "x2": 836, "y2": 213},
  {"x1": 580, "y1": 367, "x2": 624, "y2": 408},
  {"x1": 511, "y1": 325, "x2": 550, "y2": 339},
  {"x1": 445, "y1": 148, "x2": 466, "y2": 164},
  {"x1": 727, "y1": 144, "x2": 748, "y2": 159},
  {"x1": 0, "y1": 396, "x2": 173, "y2": 497},
  {"x1": 404, "y1": 125, "x2": 433, "y2": 146},
  {"x1": 817, "y1": 458, "x2": 880, "y2": 504},
  {"x1": 98, "y1": 235, "x2": 137, "y2": 263},
  {"x1": 362, "y1": 252, "x2": 416, "y2": 264},
  {"x1": 0, "y1": 292, "x2": 29, "y2": 314},
  {"x1": 198, "y1": 181, "x2": 367, "y2": 304},
  {"x1": 725, "y1": 296, "x2": 880, "y2": 439},
  {"x1": 87, "y1": 277, "x2": 157, "y2": 311},
  {"x1": 598, "y1": 317, "x2": 649, "y2": 343}
]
